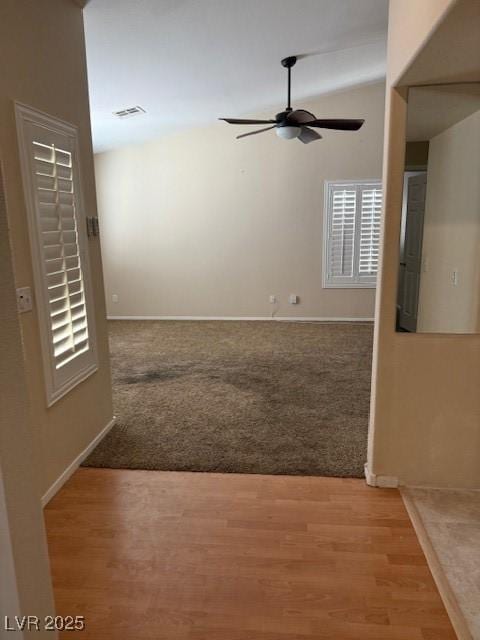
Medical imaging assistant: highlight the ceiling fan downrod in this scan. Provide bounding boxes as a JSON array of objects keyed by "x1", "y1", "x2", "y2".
[{"x1": 281, "y1": 56, "x2": 297, "y2": 112}]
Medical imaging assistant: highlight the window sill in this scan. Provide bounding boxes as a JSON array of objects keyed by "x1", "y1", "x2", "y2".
[{"x1": 323, "y1": 282, "x2": 377, "y2": 290}]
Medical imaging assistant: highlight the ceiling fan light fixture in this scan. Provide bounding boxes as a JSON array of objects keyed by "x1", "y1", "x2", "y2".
[{"x1": 276, "y1": 125, "x2": 301, "y2": 140}]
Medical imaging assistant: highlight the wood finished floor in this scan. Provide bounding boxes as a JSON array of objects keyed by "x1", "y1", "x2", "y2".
[{"x1": 44, "y1": 469, "x2": 456, "y2": 640}]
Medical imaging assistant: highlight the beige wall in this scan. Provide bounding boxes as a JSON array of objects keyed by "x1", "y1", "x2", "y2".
[
  {"x1": 1, "y1": 166, "x2": 56, "y2": 635},
  {"x1": 386, "y1": 0, "x2": 453, "y2": 86},
  {"x1": 95, "y1": 82, "x2": 385, "y2": 319},
  {"x1": 418, "y1": 109, "x2": 480, "y2": 333},
  {"x1": 368, "y1": 0, "x2": 480, "y2": 488},
  {"x1": 0, "y1": 0, "x2": 113, "y2": 497},
  {"x1": 404, "y1": 141, "x2": 429, "y2": 169}
]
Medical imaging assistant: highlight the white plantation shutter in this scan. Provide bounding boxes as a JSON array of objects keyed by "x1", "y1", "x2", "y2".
[
  {"x1": 359, "y1": 187, "x2": 382, "y2": 278},
  {"x1": 324, "y1": 181, "x2": 382, "y2": 288},
  {"x1": 34, "y1": 141, "x2": 90, "y2": 368},
  {"x1": 327, "y1": 187, "x2": 356, "y2": 280},
  {"x1": 16, "y1": 104, "x2": 97, "y2": 405}
]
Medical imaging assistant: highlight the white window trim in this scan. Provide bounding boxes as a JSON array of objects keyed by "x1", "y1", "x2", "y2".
[
  {"x1": 322, "y1": 179, "x2": 382, "y2": 289},
  {"x1": 15, "y1": 103, "x2": 98, "y2": 407}
]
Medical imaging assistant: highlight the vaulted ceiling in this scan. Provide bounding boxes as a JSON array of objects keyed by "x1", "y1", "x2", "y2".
[{"x1": 84, "y1": 0, "x2": 388, "y2": 152}]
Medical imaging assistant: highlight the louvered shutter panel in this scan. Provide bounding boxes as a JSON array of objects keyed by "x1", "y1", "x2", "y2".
[
  {"x1": 34, "y1": 141, "x2": 90, "y2": 368},
  {"x1": 324, "y1": 181, "x2": 382, "y2": 288},
  {"x1": 327, "y1": 186, "x2": 357, "y2": 283},
  {"x1": 358, "y1": 186, "x2": 382, "y2": 280},
  {"x1": 16, "y1": 104, "x2": 97, "y2": 405}
]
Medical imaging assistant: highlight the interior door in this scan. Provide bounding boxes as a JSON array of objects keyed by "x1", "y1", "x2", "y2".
[{"x1": 398, "y1": 173, "x2": 427, "y2": 331}]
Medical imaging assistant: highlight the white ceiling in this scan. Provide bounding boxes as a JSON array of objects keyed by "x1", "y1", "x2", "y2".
[{"x1": 84, "y1": 0, "x2": 388, "y2": 152}]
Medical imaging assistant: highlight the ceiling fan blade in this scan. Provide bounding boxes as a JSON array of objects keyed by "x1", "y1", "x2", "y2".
[
  {"x1": 303, "y1": 118, "x2": 365, "y2": 130},
  {"x1": 236, "y1": 126, "x2": 276, "y2": 139},
  {"x1": 286, "y1": 109, "x2": 316, "y2": 124},
  {"x1": 298, "y1": 127, "x2": 322, "y2": 144},
  {"x1": 220, "y1": 118, "x2": 276, "y2": 125}
]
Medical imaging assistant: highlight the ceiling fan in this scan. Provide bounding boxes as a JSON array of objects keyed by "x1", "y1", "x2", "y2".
[{"x1": 219, "y1": 56, "x2": 365, "y2": 144}]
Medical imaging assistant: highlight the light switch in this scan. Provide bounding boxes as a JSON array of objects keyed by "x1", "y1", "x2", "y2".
[{"x1": 16, "y1": 287, "x2": 33, "y2": 313}]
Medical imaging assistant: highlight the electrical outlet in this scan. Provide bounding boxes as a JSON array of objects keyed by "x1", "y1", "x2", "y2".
[
  {"x1": 112, "y1": 294, "x2": 119, "y2": 303},
  {"x1": 16, "y1": 286, "x2": 33, "y2": 313},
  {"x1": 269, "y1": 295, "x2": 276, "y2": 304},
  {"x1": 289, "y1": 294, "x2": 299, "y2": 304}
]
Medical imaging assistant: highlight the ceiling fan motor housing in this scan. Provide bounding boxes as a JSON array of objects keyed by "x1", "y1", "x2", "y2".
[{"x1": 275, "y1": 110, "x2": 292, "y2": 123}]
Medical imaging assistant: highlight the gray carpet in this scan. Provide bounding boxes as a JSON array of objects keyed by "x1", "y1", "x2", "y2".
[{"x1": 82, "y1": 321, "x2": 373, "y2": 477}]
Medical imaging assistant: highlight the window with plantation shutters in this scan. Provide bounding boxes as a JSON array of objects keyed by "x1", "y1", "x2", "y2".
[
  {"x1": 16, "y1": 104, "x2": 97, "y2": 406},
  {"x1": 323, "y1": 180, "x2": 382, "y2": 288}
]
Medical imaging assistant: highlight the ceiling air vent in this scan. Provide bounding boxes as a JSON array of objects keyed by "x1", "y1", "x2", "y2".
[{"x1": 113, "y1": 106, "x2": 146, "y2": 119}]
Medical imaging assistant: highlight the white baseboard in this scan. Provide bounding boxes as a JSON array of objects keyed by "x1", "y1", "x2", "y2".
[
  {"x1": 364, "y1": 463, "x2": 399, "y2": 488},
  {"x1": 41, "y1": 416, "x2": 116, "y2": 507},
  {"x1": 364, "y1": 463, "x2": 377, "y2": 486},
  {"x1": 107, "y1": 315, "x2": 374, "y2": 322}
]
